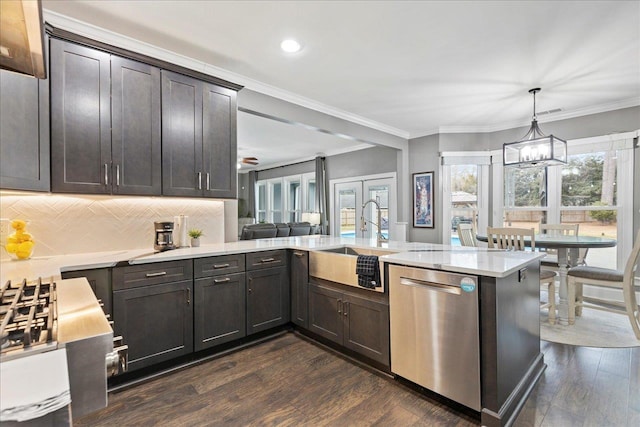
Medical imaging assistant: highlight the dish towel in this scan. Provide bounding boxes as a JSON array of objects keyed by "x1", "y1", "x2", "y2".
[{"x1": 356, "y1": 255, "x2": 381, "y2": 289}]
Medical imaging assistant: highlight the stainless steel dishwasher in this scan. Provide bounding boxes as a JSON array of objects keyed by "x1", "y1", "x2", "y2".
[{"x1": 389, "y1": 265, "x2": 481, "y2": 411}]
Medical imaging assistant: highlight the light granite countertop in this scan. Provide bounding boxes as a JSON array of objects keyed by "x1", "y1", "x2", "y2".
[{"x1": 0, "y1": 236, "x2": 544, "y2": 283}]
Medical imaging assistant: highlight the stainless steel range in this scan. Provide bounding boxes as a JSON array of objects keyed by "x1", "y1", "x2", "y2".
[{"x1": 0, "y1": 276, "x2": 127, "y2": 424}]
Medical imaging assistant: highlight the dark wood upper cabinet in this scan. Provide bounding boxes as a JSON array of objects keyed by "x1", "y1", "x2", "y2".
[
  {"x1": 0, "y1": 68, "x2": 50, "y2": 191},
  {"x1": 50, "y1": 38, "x2": 111, "y2": 194},
  {"x1": 162, "y1": 69, "x2": 237, "y2": 198},
  {"x1": 111, "y1": 56, "x2": 161, "y2": 195},
  {"x1": 50, "y1": 38, "x2": 162, "y2": 196},
  {"x1": 161, "y1": 70, "x2": 202, "y2": 197},
  {"x1": 202, "y1": 83, "x2": 237, "y2": 198},
  {"x1": 47, "y1": 29, "x2": 239, "y2": 199}
]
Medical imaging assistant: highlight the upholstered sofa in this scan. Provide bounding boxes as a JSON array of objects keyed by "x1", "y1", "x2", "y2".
[{"x1": 240, "y1": 222, "x2": 315, "y2": 240}]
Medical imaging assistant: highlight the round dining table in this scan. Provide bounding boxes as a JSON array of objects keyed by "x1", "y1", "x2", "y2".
[{"x1": 476, "y1": 234, "x2": 617, "y2": 325}]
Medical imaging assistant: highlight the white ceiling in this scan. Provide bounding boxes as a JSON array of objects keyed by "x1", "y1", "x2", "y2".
[{"x1": 42, "y1": 1, "x2": 640, "y2": 169}]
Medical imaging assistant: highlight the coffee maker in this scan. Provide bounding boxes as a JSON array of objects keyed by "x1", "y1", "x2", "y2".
[{"x1": 154, "y1": 221, "x2": 175, "y2": 252}]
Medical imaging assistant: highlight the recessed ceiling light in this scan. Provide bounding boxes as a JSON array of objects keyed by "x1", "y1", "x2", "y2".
[{"x1": 280, "y1": 39, "x2": 301, "y2": 53}]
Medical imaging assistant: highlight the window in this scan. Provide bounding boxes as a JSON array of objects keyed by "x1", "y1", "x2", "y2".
[
  {"x1": 503, "y1": 167, "x2": 548, "y2": 228},
  {"x1": 284, "y1": 177, "x2": 301, "y2": 222},
  {"x1": 450, "y1": 165, "x2": 478, "y2": 243},
  {"x1": 559, "y1": 149, "x2": 618, "y2": 267},
  {"x1": 269, "y1": 180, "x2": 282, "y2": 223},
  {"x1": 441, "y1": 152, "x2": 489, "y2": 245},
  {"x1": 494, "y1": 130, "x2": 637, "y2": 269},
  {"x1": 257, "y1": 182, "x2": 266, "y2": 222},
  {"x1": 256, "y1": 172, "x2": 316, "y2": 224}
]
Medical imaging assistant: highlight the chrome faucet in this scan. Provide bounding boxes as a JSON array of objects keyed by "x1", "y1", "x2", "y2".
[{"x1": 360, "y1": 199, "x2": 388, "y2": 245}]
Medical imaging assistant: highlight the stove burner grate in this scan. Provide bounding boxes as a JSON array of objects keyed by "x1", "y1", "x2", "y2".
[{"x1": 0, "y1": 277, "x2": 57, "y2": 354}]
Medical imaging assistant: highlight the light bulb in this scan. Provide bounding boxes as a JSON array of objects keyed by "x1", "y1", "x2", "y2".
[{"x1": 280, "y1": 39, "x2": 301, "y2": 53}]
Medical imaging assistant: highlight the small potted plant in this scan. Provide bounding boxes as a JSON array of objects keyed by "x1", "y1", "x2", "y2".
[{"x1": 188, "y1": 228, "x2": 204, "y2": 247}]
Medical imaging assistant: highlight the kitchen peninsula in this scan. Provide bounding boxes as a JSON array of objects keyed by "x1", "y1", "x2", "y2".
[{"x1": 1, "y1": 236, "x2": 545, "y2": 427}]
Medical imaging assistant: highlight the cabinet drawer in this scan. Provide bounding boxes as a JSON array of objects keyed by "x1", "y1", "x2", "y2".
[
  {"x1": 194, "y1": 254, "x2": 245, "y2": 278},
  {"x1": 246, "y1": 250, "x2": 286, "y2": 271},
  {"x1": 113, "y1": 260, "x2": 193, "y2": 290}
]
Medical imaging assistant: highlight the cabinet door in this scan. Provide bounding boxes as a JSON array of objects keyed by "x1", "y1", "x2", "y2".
[
  {"x1": 343, "y1": 293, "x2": 390, "y2": 365},
  {"x1": 308, "y1": 284, "x2": 343, "y2": 345},
  {"x1": 246, "y1": 266, "x2": 289, "y2": 334},
  {"x1": 0, "y1": 68, "x2": 49, "y2": 191},
  {"x1": 113, "y1": 280, "x2": 193, "y2": 371},
  {"x1": 194, "y1": 273, "x2": 246, "y2": 351},
  {"x1": 111, "y1": 56, "x2": 161, "y2": 195},
  {"x1": 290, "y1": 251, "x2": 309, "y2": 328},
  {"x1": 50, "y1": 39, "x2": 111, "y2": 194},
  {"x1": 202, "y1": 82, "x2": 237, "y2": 198},
  {"x1": 161, "y1": 70, "x2": 203, "y2": 197}
]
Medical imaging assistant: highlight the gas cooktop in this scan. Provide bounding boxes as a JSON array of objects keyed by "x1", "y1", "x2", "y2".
[{"x1": 0, "y1": 277, "x2": 58, "y2": 359}]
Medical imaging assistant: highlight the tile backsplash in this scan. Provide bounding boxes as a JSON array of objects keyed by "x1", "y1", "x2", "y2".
[{"x1": 0, "y1": 191, "x2": 226, "y2": 260}]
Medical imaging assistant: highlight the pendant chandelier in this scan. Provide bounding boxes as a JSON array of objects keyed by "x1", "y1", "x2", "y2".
[{"x1": 503, "y1": 88, "x2": 567, "y2": 168}]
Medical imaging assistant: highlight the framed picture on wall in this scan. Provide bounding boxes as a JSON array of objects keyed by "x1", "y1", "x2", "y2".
[{"x1": 413, "y1": 171, "x2": 434, "y2": 228}]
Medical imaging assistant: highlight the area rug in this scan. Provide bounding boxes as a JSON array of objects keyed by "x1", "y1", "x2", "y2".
[{"x1": 540, "y1": 297, "x2": 640, "y2": 348}]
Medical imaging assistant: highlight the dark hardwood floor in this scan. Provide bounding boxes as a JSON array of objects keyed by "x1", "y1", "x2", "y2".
[{"x1": 76, "y1": 334, "x2": 639, "y2": 426}]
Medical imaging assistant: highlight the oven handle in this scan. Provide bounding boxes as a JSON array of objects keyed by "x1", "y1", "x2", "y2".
[{"x1": 106, "y1": 344, "x2": 128, "y2": 376}]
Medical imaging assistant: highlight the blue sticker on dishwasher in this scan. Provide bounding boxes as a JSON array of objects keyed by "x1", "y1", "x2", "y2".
[{"x1": 460, "y1": 277, "x2": 476, "y2": 293}]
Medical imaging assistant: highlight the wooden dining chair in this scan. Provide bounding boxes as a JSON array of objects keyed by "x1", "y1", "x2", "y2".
[
  {"x1": 567, "y1": 229, "x2": 640, "y2": 339},
  {"x1": 487, "y1": 227, "x2": 558, "y2": 324},
  {"x1": 486, "y1": 227, "x2": 535, "y2": 251},
  {"x1": 538, "y1": 223, "x2": 583, "y2": 267},
  {"x1": 457, "y1": 223, "x2": 477, "y2": 247}
]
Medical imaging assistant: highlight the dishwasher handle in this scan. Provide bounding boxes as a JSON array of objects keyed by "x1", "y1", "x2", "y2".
[{"x1": 399, "y1": 277, "x2": 462, "y2": 295}]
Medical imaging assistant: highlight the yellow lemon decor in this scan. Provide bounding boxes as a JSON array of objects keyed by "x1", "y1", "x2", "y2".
[{"x1": 5, "y1": 219, "x2": 35, "y2": 260}]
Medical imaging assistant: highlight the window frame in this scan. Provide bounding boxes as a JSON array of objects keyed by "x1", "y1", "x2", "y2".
[{"x1": 492, "y1": 130, "x2": 637, "y2": 268}]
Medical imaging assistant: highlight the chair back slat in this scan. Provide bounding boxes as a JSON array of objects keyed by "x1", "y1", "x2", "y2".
[
  {"x1": 487, "y1": 227, "x2": 535, "y2": 251},
  {"x1": 457, "y1": 223, "x2": 477, "y2": 247},
  {"x1": 539, "y1": 223, "x2": 579, "y2": 237}
]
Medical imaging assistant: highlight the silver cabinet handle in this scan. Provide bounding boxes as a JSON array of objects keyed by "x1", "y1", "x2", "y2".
[
  {"x1": 213, "y1": 263, "x2": 230, "y2": 269},
  {"x1": 260, "y1": 258, "x2": 276, "y2": 263},
  {"x1": 186, "y1": 288, "x2": 190, "y2": 305},
  {"x1": 337, "y1": 299, "x2": 342, "y2": 314},
  {"x1": 104, "y1": 163, "x2": 109, "y2": 185},
  {"x1": 213, "y1": 277, "x2": 231, "y2": 283},
  {"x1": 145, "y1": 271, "x2": 167, "y2": 277},
  {"x1": 116, "y1": 164, "x2": 120, "y2": 186},
  {"x1": 206, "y1": 173, "x2": 210, "y2": 190},
  {"x1": 293, "y1": 252, "x2": 304, "y2": 257},
  {"x1": 197, "y1": 172, "x2": 202, "y2": 190},
  {"x1": 344, "y1": 302, "x2": 348, "y2": 316}
]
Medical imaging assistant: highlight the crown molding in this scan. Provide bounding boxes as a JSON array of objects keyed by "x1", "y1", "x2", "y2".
[
  {"x1": 411, "y1": 97, "x2": 640, "y2": 139},
  {"x1": 42, "y1": 10, "x2": 409, "y2": 140}
]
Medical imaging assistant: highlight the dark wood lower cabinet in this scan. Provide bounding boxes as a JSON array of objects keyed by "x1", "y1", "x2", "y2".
[
  {"x1": 290, "y1": 250, "x2": 309, "y2": 328},
  {"x1": 309, "y1": 283, "x2": 389, "y2": 366},
  {"x1": 342, "y1": 293, "x2": 390, "y2": 364},
  {"x1": 309, "y1": 284, "x2": 343, "y2": 344},
  {"x1": 194, "y1": 272, "x2": 246, "y2": 351},
  {"x1": 246, "y1": 266, "x2": 289, "y2": 334},
  {"x1": 113, "y1": 280, "x2": 193, "y2": 371}
]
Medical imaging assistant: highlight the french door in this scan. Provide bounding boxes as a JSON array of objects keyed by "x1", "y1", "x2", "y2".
[{"x1": 331, "y1": 174, "x2": 396, "y2": 240}]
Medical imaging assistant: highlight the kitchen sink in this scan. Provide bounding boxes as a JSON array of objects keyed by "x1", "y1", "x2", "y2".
[
  {"x1": 316, "y1": 246, "x2": 397, "y2": 257},
  {"x1": 309, "y1": 245, "x2": 399, "y2": 292}
]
